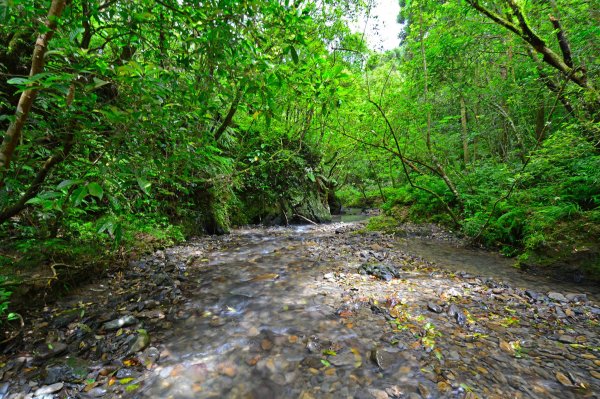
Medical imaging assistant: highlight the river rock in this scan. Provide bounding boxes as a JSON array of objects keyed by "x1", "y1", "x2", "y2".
[
  {"x1": 34, "y1": 342, "x2": 67, "y2": 361},
  {"x1": 427, "y1": 302, "x2": 443, "y2": 313},
  {"x1": 447, "y1": 304, "x2": 466, "y2": 326},
  {"x1": 102, "y1": 315, "x2": 139, "y2": 330},
  {"x1": 557, "y1": 335, "x2": 576, "y2": 344},
  {"x1": 139, "y1": 346, "x2": 161, "y2": 368},
  {"x1": 547, "y1": 292, "x2": 567, "y2": 302},
  {"x1": 358, "y1": 264, "x2": 400, "y2": 281},
  {"x1": 525, "y1": 290, "x2": 542, "y2": 301},
  {"x1": 368, "y1": 388, "x2": 389, "y2": 399},
  {"x1": 127, "y1": 329, "x2": 150, "y2": 354},
  {"x1": 306, "y1": 337, "x2": 321, "y2": 353},
  {"x1": 52, "y1": 309, "x2": 81, "y2": 328},
  {"x1": 329, "y1": 352, "x2": 355, "y2": 367},
  {"x1": 43, "y1": 358, "x2": 88, "y2": 384},
  {"x1": 302, "y1": 356, "x2": 325, "y2": 369},
  {"x1": 565, "y1": 293, "x2": 587, "y2": 302},
  {"x1": 86, "y1": 387, "x2": 108, "y2": 397},
  {"x1": 370, "y1": 348, "x2": 397, "y2": 370},
  {"x1": 34, "y1": 382, "x2": 63, "y2": 396}
]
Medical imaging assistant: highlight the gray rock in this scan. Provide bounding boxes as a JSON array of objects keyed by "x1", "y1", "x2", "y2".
[
  {"x1": 370, "y1": 348, "x2": 397, "y2": 370},
  {"x1": 565, "y1": 293, "x2": 587, "y2": 303},
  {"x1": 127, "y1": 329, "x2": 150, "y2": 354},
  {"x1": 102, "y1": 315, "x2": 139, "y2": 330},
  {"x1": 115, "y1": 368, "x2": 135, "y2": 379},
  {"x1": 306, "y1": 337, "x2": 321, "y2": 354},
  {"x1": 0, "y1": 383, "x2": 9, "y2": 399},
  {"x1": 547, "y1": 292, "x2": 567, "y2": 302},
  {"x1": 86, "y1": 388, "x2": 108, "y2": 397},
  {"x1": 301, "y1": 356, "x2": 325, "y2": 369},
  {"x1": 33, "y1": 382, "x2": 63, "y2": 396},
  {"x1": 557, "y1": 335, "x2": 576, "y2": 344},
  {"x1": 34, "y1": 343, "x2": 67, "y2": 361},
  {"x1": 447, "y1": 304, "x2": 466, "y2": 326},
  {"x1": 427, "y1": 302, "x2": 443, "y2": 313},
  {"x1": 329, "y1": 352, "x2": 355, "y2": 367},
  {"x1": 139, "y1": 346, "x2": 161, "y2": 368},
  {"x1": 52, "y1": 309, "x2": 81, "y2": 328},
  {"x1": 525, "y1": 290, "x2": 542, "y2": 301}
]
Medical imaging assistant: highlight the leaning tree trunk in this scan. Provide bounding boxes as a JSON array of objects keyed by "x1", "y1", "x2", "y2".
[{"x1": 0, "y1": 0, "x2": 67, "y2": 186}]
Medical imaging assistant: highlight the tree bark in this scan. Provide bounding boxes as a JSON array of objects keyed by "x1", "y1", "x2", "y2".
[
  {"x1": 460, "y1": 96, "x2": 469, "y2": 166},
  {"x1": 0, "y1": 132, "x2": 74, "y2": 224},
  {"x1": 0, "y1": 0, "x2": 68, "y2": 182},
  {"x1": 466, "y1": 0, "x2": 594, "y2": 93},
  {"x1": 214, "y1": 90, "x2": 243, "y2": 142}
]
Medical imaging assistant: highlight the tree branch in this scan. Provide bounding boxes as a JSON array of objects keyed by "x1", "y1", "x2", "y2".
[{"x1": 0, "y1": 0, "x2": 67, "y2": 184}]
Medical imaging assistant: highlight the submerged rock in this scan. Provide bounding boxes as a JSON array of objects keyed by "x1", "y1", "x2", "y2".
[
  {"x1": 102, "y1": 315, "x2": 139, "y2": 331},
  {"x1": 358, "y1": 263, "x2": 401, "y2": 281}
]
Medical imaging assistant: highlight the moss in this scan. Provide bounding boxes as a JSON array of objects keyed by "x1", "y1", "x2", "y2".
[{"x1": 362, "y1": 215, "x2": 404, "y2": 234}]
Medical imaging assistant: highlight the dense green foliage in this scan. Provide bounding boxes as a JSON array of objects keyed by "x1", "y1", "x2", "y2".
[{"x1": 0, "y1": 0, "x2": 598, "y2": 318}]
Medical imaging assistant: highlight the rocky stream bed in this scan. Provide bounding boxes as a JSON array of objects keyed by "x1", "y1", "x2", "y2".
[{"x1": 0, "y1": 222, "x2": 599, "y2": 398}]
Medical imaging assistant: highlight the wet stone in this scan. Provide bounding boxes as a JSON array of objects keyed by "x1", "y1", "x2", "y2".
[
  {"x1": 557, "y1": 335, "x2": 576, "y2": 344},
  {"x1": 565, "y1": 293, "x2": 587, "y2": 302},
  {"x1": 447, "y1": 304, "x2": 466, "y2": 326},
  {"x1": 51, "y1": 309, "x2": 81, "y2": 328},
  {"x1": 427, "y1": 302, "x2": 443, "y2": 313},
  {"x1": 358, "y1": 263, "x2": 400, "y2": 281},
  {"x1": 329, "y1": 352, "x2": 355, "y2": 367},
  {"x1": 3, "y1": 223, "x2": 599, "y2": 399},
  {"x1": 102, "y1": 315, "x2": 139, "y2": 330},
  {"x1": 33, "y1": 382, "x2": 63, "y2": 396},
  {"x1": 87, "y1": 387, "x2": 108, "y2": 397},
  {"x1": 370, "y1": 348, "x2": 397, "y2": 370},
  {"x1": 128, "y1": 329, "x2": 150, "y2": 354},
  {"x1": 302, "y1": 356, "x2": 325, "y2": 369},
  {"x1": 548, "y1": 292, "x2": 567, "y2": 302},
  {"x1": 34, "y1": 342, "x2": 67, "y2": 361}
]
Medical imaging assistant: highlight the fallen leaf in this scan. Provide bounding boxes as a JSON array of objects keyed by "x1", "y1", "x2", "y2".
[
  {"x1": 556, "y1": 371, "x2": 572, "y2": 386},
  {"x1": 499, "y1": 340, "x2": 514, "y2": 355}
]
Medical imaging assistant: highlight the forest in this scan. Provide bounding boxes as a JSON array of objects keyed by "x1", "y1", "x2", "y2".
[
  {"x1": 0, "y1": 0, "x2": 598, "y2": 317},
  {"x1": 0, "y1": 1, "x2": 599, "y2": 398}
]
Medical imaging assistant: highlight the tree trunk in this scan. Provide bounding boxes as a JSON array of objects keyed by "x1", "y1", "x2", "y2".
[
  {"x1": 460, "y1": 96, "x2": 469, "y2": 166},
  {"x1": 0, "y1": 0, "x2": 68, "y2": 183},
  {"x1": 419, "y1": 8, "x2": 462, "y2": 206}
]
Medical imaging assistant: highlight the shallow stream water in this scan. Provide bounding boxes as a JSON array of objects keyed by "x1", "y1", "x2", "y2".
[
  {"x1": 129, "y1": 224, "x2": 599, "y2": 398},
  {"x1": 2, "y1": 222, "x2": 598, "y2": 399}
]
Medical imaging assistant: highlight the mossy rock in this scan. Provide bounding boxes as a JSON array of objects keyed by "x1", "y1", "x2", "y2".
[{"x1": 362, "y1": 216, "x2": 405, "y2": 235}]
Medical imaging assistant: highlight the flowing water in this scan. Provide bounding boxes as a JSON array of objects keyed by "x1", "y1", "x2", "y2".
[
  {"x1": 397, "y1": 237, "x2": 600, "y2": 302},
  {"x1": 2, "y1": 222, "x2": 599, "y2": 399},
  {"x1": 127, "y1": 224, "x2": 599, "y2": 398}
]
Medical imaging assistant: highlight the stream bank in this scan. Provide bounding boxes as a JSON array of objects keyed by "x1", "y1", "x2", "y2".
[{"x1": 0, "y1": 222, "x2": 598, "y2": 398}]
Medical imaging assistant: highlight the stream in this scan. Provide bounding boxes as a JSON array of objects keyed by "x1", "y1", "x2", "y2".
[{"x1": 0, "y1": 222, "x2": 598, "y2": 399}]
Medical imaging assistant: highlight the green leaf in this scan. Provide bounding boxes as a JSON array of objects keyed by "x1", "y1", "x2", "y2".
[
  {"x1": 93, "y1": 77, "x2": 110, "y2": 89},
  {"x1": 87, "y1": 182, "x2": 104, "y2": 200},
  {"x1": 98, "y1": 220, "x2": 115, "y2": 235},
  {"x1": 72, "y1": 186, "x2": 89, "y2": 207},
  {"x1": 6, "y1": 77, "x2": 28, "y2": 86},
  {"x1": 57, "y1": 179, "x2": 83, "y2": 190},
  {"x1": 290, "y1": 46, "x2": 299, "y2": 64},
  {"x1": 137, "y1": 177, "x2": 151, "y2": 195},
  {"x1": 25, "y1": 197, "x2": 45, "y2": 205}
]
